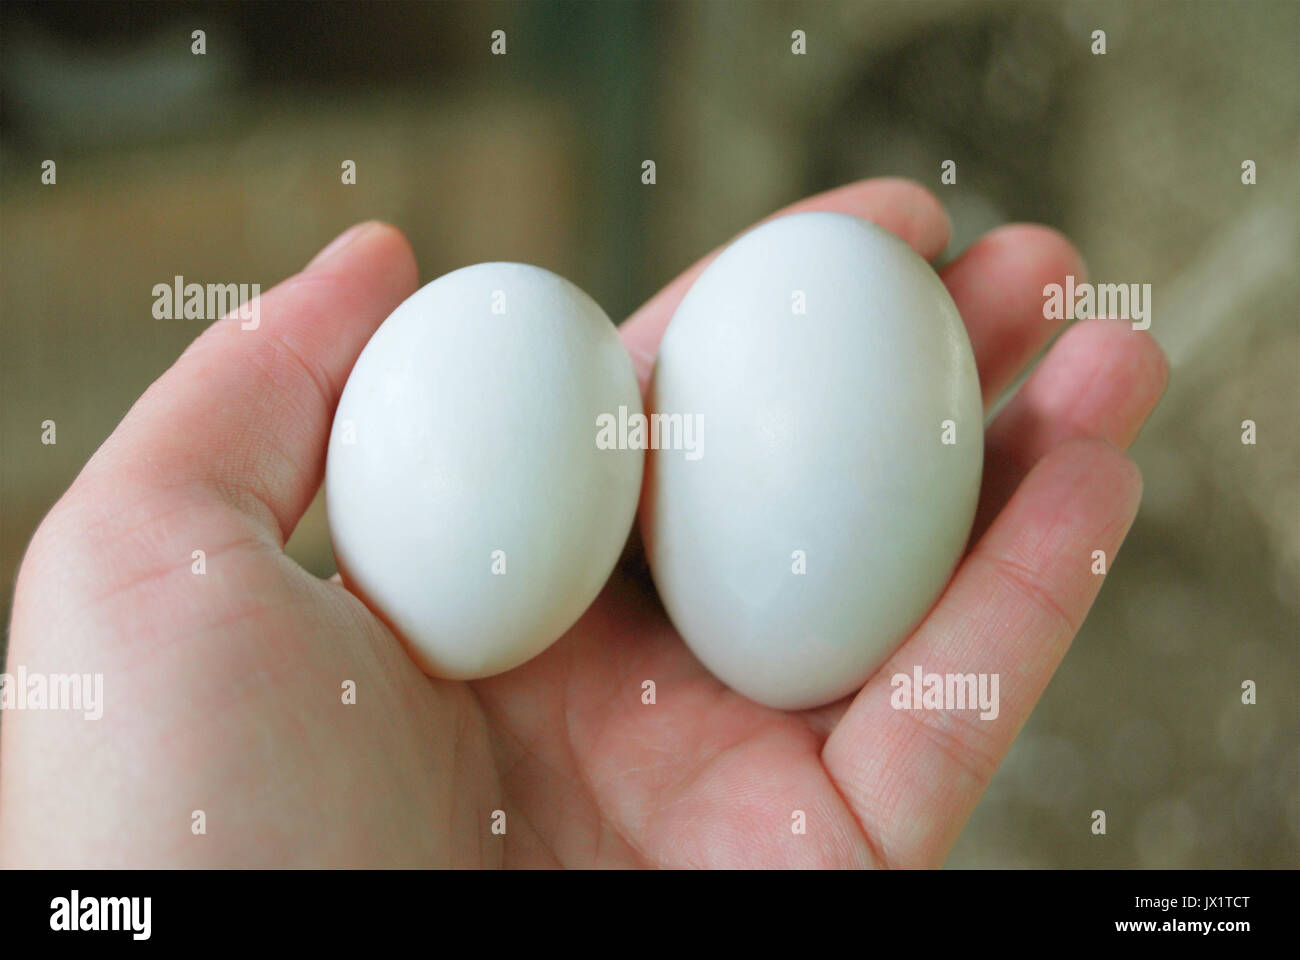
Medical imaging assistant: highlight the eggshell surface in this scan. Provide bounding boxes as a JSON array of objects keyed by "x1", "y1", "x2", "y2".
[
  {"x1": 327, "y1": 263, "x2": 643, "y2": 680},
  {"x1": 643, "y1": 212, "x2": 983, "y2": 710}
]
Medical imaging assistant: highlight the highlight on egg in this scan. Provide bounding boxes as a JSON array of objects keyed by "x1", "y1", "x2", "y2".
[
  {"x1": 326, "y1": 262, "x2": 643, "y2": 680},
  {"x1": 642, "y1": 212, "x2": 984, "y2": 710}
]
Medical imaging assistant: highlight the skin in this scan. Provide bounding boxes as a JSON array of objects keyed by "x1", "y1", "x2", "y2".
[{"x1": 0, "y1": 179, "x2": 1167, "y2": 868}]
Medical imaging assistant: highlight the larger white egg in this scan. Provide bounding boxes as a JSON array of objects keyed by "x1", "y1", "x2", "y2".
[
  {"x1": 643, "y1": 212, "x2": 983, "y2": 710},
  {"x1": 327, "y1": 263, "x2": 643, "y2": 680}
]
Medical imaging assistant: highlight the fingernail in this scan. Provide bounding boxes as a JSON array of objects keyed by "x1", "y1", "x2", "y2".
[{"x1": 307, "y1": 222, "x2": 376, "y2": 270}]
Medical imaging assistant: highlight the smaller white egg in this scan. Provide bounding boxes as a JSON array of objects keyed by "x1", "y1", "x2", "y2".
[{"x1": 326, "y1": 263, "x2": 643, "y2": 680}]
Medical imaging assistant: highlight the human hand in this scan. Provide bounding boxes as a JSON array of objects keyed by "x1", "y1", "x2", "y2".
[{"x1": 0, "y1": 178, "x2": 1166, "y2": 867}]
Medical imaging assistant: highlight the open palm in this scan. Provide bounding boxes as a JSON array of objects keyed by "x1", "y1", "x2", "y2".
[{"x1": 1, "y1": 179, "x2": 1166, "y2": 867}]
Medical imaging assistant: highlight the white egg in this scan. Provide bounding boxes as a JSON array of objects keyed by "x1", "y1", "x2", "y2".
[
  {"x1": 643, "y1": 212, "x2": 983, "y2": 710},
  {"x1": 326, "y1": 262, "x2": 643, "y2": 680}
]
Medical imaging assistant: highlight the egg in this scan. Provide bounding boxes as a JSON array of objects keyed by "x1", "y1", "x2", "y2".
[
  {"x1": 326, "y1": 262, "x2": 643, "y2": 680},
  {"x1": 642, "y1": 212, "x2": 983, "y2": 710}
]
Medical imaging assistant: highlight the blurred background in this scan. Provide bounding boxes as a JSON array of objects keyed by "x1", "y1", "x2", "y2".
[{"x1": 1, "y1": 0, "x2": 1295, "y2": 867}]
